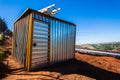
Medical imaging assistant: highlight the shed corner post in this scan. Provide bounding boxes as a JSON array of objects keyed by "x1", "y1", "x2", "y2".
[
  {"x1": 12, "y1": 23, "x2": 15, "y2": 56},
  {"x1": 26, "y1": 12, "x2": 34, "y2": 71}
]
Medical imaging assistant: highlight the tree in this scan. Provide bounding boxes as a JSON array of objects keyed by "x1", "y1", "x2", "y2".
[
  {"x1": 0, "y1": 17, "x2": 12, "y2": 37},
  {"x1": 0, "y1": 17, "x2": 8, "y2": 33}
]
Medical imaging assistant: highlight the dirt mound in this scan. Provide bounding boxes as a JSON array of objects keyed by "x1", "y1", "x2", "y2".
[
  {"x1": 76, "y1": 45, "x2": 95, "y2": 49},
  {"x1": 75, "y1": 52, "x2": 120, "y2": 74},
  {"x1": 109, "y1": 50, "x2": 120, "y2": 53}
]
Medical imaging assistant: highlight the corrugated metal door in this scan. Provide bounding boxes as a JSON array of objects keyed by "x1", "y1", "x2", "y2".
[{"x1": 31, "y1": 20, "x2": 49, "y2": 69}]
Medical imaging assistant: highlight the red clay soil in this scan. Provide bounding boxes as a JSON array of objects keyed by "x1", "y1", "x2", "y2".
[
  {"x1": 1, "y1": 55, "x2": 95, "y2": 80},
  {"x1": 3, "y1": 36, "x2": 12, "y2": 53},
  {"x1": 110, "y1": 50, "x2": 120, "y2": 53},
  {"x1": 75, "y1": 52, "x2": 120, "y2": 74},
  {"x1": 0, "y1": 53, "x2": 120, "y2": 80}
]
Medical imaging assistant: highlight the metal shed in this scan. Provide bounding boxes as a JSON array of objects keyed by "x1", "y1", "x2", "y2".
[{"x1": 13, "y1": 8, "x2": 76, "y2": 71}]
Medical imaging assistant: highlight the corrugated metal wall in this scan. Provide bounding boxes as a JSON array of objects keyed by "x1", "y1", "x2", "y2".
[
  {"x1": 13, "y1": 11, "x2": 76, "y2": 70},
  {"x1": 33, "y1": 12, "x2": 76, "y2": 64},
  {"x1": 31, "y1": 20, "x2": 49, "y2": 69},
  {"x1": 13, "y1": 15, "x2": 29, "y2": 66}
]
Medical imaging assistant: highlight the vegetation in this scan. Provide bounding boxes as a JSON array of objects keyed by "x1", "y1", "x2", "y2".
[
  {"x1": 0, "y1": 17, "x2": 12, "y2": 36},
  {"x1": 77, "y1": 42, "x2": 120, "y2": 52},
  {"x1": 90, "y1": 42, "x2": 120, "y2": 51},
  {"x1": 0, "y1": 17, "x2": 7, "y2": 33},
  {"x1": 0, "y1": 17, "x2": 11, "y2": 61}
]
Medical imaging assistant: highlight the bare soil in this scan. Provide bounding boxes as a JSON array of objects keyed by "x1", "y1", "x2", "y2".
[
  {"x1": 75, "y1": 52, "x2": 120, "y2": 74},
  {"x1": 3, "y1": 36, "x2": 12, "y2": 53},
  {"x1": 1, "y1": 55, "x2": 95, "y2": 80},
  {"x1": 0, "y1": 52, "x2": 120, "y2": 80}
]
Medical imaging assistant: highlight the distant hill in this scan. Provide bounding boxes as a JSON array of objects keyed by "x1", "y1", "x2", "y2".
[
  {"x1": 91, "y1": 42, "x2": 120, "y2": 50},
  {"x1": 76, "y1": 42, "x2": 120, "y2": 52},
  {"x1": 76, "y1": 45, "x2": 95, "y2": 49}
]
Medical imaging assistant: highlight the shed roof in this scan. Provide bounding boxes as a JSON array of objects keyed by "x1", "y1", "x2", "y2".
[{"x1": 14, "y1": 8, "x2": 76, "y2": 26}]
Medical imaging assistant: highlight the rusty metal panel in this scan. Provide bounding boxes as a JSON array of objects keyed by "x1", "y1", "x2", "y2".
[
  {"x1": 32, "y1": 12, "x2": 76, "y2": 65},
  {"x1": 13, "y1": 15, "x2": 29, "y2": 66}
]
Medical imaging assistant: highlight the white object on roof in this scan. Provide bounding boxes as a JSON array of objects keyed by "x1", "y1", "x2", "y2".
[{"x1": 38, "y1": 4, "x2": 61, "y2": 16}]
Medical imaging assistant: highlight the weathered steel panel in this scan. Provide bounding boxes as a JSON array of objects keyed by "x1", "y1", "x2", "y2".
[
  {"x1": 13, "y1": 15, "x2": 29, "y2": 66},
  {"x1": 14, "y1": 9, "x2": 76, "y2": 70},
  {"x1": 33, "y1": 12, "x2": 76, "y2": 65}
]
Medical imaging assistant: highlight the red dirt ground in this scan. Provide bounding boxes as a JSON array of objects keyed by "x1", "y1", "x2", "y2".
[
  {"x1": 1, "y1": 55, "x2": 95, "y2": 80},
  {"x1": 0, "y1": 52, "x2": 120, "y2": 80},
  {"x1": 3, "y1": 36, "x2": 12, "y2": 53},
  {"x1": 75, "y1": 52, "x2": 120, "y2": 74}
]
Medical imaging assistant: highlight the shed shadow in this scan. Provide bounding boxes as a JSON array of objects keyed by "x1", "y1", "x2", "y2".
[
  {"x1": 33, "y1": 59, "x2": 120, "y2": 80},
  {"x1": 0, "y1": 62, "x2": 11, "y2": 79}
]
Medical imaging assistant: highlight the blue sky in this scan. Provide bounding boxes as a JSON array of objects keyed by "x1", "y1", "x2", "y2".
[{"x1": 0, "y1": 0, "x2": 120, "y2": 45}]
